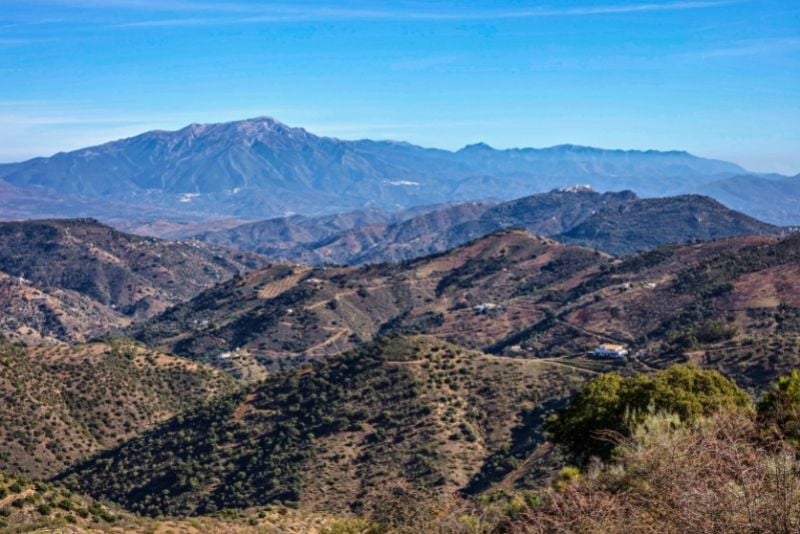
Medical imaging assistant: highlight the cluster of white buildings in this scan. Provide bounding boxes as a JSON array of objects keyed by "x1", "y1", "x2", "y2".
[{"x1": 591, "y1": 343, "x2": 629, "y2": 359}]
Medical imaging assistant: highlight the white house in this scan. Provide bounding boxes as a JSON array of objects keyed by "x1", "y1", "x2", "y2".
[{"x1": 592, "y1": 343, "x2": 629, "y2": 359}]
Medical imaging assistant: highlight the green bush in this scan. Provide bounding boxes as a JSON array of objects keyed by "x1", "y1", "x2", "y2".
[
  {"x1": 545, "y1": 364, "x2": 752, "y2": 463},
  {"x1": 757, "y1": 370, "x2": 800, "y2": 447}
]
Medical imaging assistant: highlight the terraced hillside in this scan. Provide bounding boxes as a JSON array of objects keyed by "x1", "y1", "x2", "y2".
[
  {"x1": 133, "y1": 229, "x2": 800, "y2": 388},
  {"x1": 0, "y1": 338, "x2": 235, "y2": 478},
  {"x1": 59, "y1": 336, "x2": 604, "y2": 516},
  {"x1": 0, "y1": 270, "x2": 129, "y2": 343},
  {"x1": 0, "y1": 218, "x2": 266, "y2": 342},
  {"x1": 130, "y1": 230, "x2": 610, "y2": 375}
]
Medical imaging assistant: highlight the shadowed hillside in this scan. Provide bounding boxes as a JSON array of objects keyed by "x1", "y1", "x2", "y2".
[
  {"x1": 132, "y1": 230, "x2": 800, "y2": 391},
  {"x1": 0, "y1": 469, "x2": 336, "y2": 532},
  {"x1": 557, "y1": 195, "x2": 779, "y2": 255},
  {"x1": 58, "y1": 336, "x2": 599, "y2": 516}
]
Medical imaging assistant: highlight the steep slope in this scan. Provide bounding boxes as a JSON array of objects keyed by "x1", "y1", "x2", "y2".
[
  {"x1": 260, "y1": 201, "x2": 497, "y2": 265},
  {"x1": 503, "y1": 233, "x2": 800, "y2": 391},
  {"x1": 58, "y1": 336, "x2": 597, "y2": 516},
  {"x1": 557, "y1": 195, "x2": 780, "y2": 255},
  {"x1": 0, "y1": 219, "x2": 267, "y2": 341},
  {"x1": 0, "y1": 338, "x2": 235, "y2": 478},
  {"x1": 0, "y1": 269, "x2": 129, "y2": 343},
  {"x1": 130, "y1": 229, "x2": 610, "y2": 375},
  {"x1": 0, "y1": 117, "x2": 747, "y2": 220}
]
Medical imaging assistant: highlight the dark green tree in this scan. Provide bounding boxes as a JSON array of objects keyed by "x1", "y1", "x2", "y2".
[
  {"x1": 546, "y1": 364, "x2": 751, "y2": 463},
  {"x1": 757, "y1": 370, "x2": 800, "y2": 447}
]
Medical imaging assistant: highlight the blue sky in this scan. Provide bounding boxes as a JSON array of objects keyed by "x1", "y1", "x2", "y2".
[{"x1": 0, "y1": 1, "x2": 798, "y2": 173}]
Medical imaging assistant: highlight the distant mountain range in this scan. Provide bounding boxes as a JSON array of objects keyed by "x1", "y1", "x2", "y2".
[
  {"x1": 2, "y1": 116, "x2": 795, "y2": 225},
  {"x1": 197, "y1": 189, "x2": 780, "y2": 263}
]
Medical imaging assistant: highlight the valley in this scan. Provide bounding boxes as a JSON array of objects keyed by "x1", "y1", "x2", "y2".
[
  {"x1": 0, "y1": 123, "x2": 798, "y2": 534},
  {"x1": 3, "y1": 0, "x2": 798, "y2": 528}
]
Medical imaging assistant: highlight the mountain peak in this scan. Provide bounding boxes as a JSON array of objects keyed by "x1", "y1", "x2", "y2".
[
  {"x1": 458, "y1": 142, "x2": 495, "y2": 153},
  {"x1": 176, "y1": 116, "x2": 306, "y2": 139},
  {"x1": 0, "y1": 116, "x2": 752, "y2": 218}
]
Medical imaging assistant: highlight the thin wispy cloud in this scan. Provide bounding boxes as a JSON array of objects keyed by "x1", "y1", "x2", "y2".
[{"x1": 104, "y1": 1, "x2": 739, "y2": 29}]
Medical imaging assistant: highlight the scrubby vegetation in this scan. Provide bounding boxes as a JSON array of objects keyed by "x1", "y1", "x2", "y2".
[
  {"x1": 3, "y1": 223, "x2": 800, "y2": 532},
  {"x1": 0, "y1": 219, "x2": 267, "y2": 343},
  {"x1": 0, "y1": 469, "x2": 337, "y2": 533},
  {"x1": 318, "y1": 369, "x2": 800, "y2": 533},
  {"x1": 58, "y1": 336, "x2": 588, "y2": 517},
  {"x1": 0, "y1": 337, "x2": 234, "y2": 477},
  {"x1": 510, "y1": 409, "x2": 800, "y2": 533},
  {"x1": 0, "y1": 470, "x2": 120, "y2": 531}
]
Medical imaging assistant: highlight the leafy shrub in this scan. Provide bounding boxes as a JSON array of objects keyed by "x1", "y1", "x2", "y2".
[
  {"x1": 758, "y1": 370, "x2": 800, "y2": 447},
  {"x1": 545, "y1": 364, "x2": 752, "y2": 463}
]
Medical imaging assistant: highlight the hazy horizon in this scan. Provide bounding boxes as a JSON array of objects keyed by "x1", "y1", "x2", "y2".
[
  {"x1": 1, "y1": 0, "x2": 798, "y2": 174},
  {"x1": 0, "y1": 114, "x2": 774, "y2": 175}
]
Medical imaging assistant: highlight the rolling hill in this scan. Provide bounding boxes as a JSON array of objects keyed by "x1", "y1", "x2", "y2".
[
  {"x1": 46, "y1": 230, "x2": 800, "y2": 520},
  {"x1": 131, "y1": 228, "x2": 800, "y2": 391},
  {"x1": 129, "y1": 229, "x2": 610, "y2": 376},
  {"x1": 57, "y1": 336, "x2": 598, "y2": 516},
  {"x1": 0, "y1": 338, "x2": 235, "y2": 478},
  {"x1": 194, "y1": 201, "x2": 488, "y2": 261},
  {"x1": 0, "y1": 214, "x2": 796, "y2": 528},
  {"x1": 556, "y1": 195, "x2": 780, "y2": 255},
  {"x1": 0, "y1": 219, "x2": 267, "y2": 342}
]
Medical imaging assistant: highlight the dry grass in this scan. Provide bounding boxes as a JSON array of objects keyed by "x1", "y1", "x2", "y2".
[{"x1": 511, "y1": 411, "x2": 800, "y2": 533}]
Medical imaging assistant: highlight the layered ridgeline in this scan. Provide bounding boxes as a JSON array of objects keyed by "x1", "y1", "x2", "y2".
[
  {"x1": 58, "y1": 336, "x2": 596, "y2": 516},
  {"x1": 198, "y1": 190, "x2": 779, "y2": 263},
  {"x1": 0, "y1": 219, "x2": 266, "y2": 343},
  {"x1": 131, "y1": 229, "x2": 800, "y2": 390},
  {"x1": 0, "y1": 117, "x2": 761, "y2": 222},
  {"x1": 0, "y1": 338, "x2": 234, "y2": 478}
]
